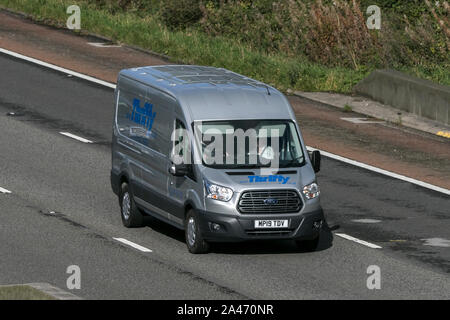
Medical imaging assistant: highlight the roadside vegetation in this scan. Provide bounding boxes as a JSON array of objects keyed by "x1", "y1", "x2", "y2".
[
  {"x1": 0, "y1": 285, "x2": 55, "y2": 300},
  {"x1": 1, "y1": 0, "x2": 448, "y2": 93}
]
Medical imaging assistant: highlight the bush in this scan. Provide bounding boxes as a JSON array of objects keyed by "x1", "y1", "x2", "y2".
[
  {"x1": 92, "y1": 0, "x2": 160, "y2": 15},
  {"x1": 160, "y1": 0, "x2": 203, "y2": 30},
  {"x1": 360, "y1": 0, "x2": 428, "y2": 20},
  {"x1": 2, "y1": 0, "x2": 447, "y2": 90},
  {"x1": 199, "y1": 0, "x2": 449, "y2": 72},
  {"x1": 305, "y1": 0, "x2": 382, "y2": 69},
  {"x1": 201, "y1": 0, "x2": 383, "y2": 69}
]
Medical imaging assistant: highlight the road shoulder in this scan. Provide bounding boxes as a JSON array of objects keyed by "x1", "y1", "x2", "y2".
[{"x1": 0, "y1": 9, "x2": 448, "y2": 190}]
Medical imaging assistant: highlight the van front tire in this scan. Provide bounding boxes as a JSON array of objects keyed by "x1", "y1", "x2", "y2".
[
  {"x1": 185, "y1": 209, "x2": 209, "y2": 254},
  {"x1": 119, "y1": 183, "x2": 144, "y2": 228}
]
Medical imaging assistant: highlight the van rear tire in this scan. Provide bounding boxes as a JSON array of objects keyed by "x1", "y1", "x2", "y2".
[
  {"x1": 119, "y1": 183, "x2": 144, "y2": 228},
  {"x1": 185, "y1": 209, "x2": 209, "y2": 254}
]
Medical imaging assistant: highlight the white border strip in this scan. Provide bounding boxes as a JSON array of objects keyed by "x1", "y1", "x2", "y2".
[
  {"x1": 1, "y1": 47, "x2": 448, "y2": 196},
  {"x1": 59, "y1": 132, "x2": 93, "y2": 144},
  {"x1": 0, "y1": 48, "x2": 116, "y2": 89},
  {"x1": 113, "y1": 237, "x2": 152, "y2": 252},
  {"x1": 335, "y1": 233, "x2": 382, "y2": 249},
  {"x1": 0, "y1": 186, "x2": 12, "y2": 194},
  {"x1": 307, "y1": 147, "x2": 450, "y2": 196}
]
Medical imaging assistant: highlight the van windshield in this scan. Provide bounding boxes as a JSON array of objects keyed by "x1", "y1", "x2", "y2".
[{"x1": 193, "y1": 120, "x2": 305, "y2": 169}]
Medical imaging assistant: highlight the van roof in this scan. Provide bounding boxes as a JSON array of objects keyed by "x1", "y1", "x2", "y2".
[{"x1": 119, "y1": 65, "x2": 295, "y2": 121}]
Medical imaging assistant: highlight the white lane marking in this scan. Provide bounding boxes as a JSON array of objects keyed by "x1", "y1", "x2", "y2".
[
  {"x1": 59, "y1": 132, "x2": 93, "y2": 144},
  {"x1": 421, "y1": 238, "x2": 450, "y2": 248},
  {"x1": 0, "y1": 48, "x2": 116, "y2": 89},
  {"x1": 340, "y1": 117, "x2": 384, "y2": 124},
  {"x1": 351, "y1": 219, "x2": 382, "y2": 224},
  {"x1": 335, "y1": 233, "x2": 382, "y2": 249},
  {"x1": 0, "y1": 187, "x2": 12, "y2": 194},
  {"x1": 113, "y1": 238, "x2": 153, "y2": 252},
  {"x1": 88, "y1": 42, "x2": 122, "y2": 48},
  {"x1": 307, "y1": 146, "x2": 450, "y2": 196},
  {"x1": 2, "y1": 48, "x2": 448, "y2": 196}
]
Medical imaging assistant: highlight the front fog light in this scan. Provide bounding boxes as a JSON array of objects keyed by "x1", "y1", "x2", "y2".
[
  {"x1": 303, "y1": 183, "x2": 320, "y2": 200},
  {"x1": 210, "y1": 222, "x2": 221, "y2": 231},
  {"x1": 204, "y1": 180, "x2": 233, "y2": 202},
  {"x1": 313, "y1": 220, "x2": 323, "y2": 229}
]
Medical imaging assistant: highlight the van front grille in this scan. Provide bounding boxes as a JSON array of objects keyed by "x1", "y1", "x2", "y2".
[{"x1": 237, "y1": 190, "x2": 302, "y2": 214}]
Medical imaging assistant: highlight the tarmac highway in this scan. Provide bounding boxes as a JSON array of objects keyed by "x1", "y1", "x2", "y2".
[{"x1": 0, "y1": 53, "x2": 449, "y2": 299}]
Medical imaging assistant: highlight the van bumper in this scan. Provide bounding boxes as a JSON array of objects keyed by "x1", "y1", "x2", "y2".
[{"x1": 197, "y1": 209, "x2": 324, "y2": 242}]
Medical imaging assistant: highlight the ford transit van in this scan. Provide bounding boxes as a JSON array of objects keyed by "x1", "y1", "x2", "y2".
[{"x1": 111, "y1": 65, "x2": 324, "y2": 253}]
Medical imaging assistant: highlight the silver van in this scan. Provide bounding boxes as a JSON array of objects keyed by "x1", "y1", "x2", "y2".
[{"x1": 111, "y1": 65, "x2": 324, "y2": 254}]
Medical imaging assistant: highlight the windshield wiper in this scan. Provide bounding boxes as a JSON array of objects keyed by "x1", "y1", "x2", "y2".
[
  {"x1": 231, "y1": 164, "x2": 272, "y2": 169},
  {"x1": 280, "y1": 156, "x2": 304, "y2": 168}
]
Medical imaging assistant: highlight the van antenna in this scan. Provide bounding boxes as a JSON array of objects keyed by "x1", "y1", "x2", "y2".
[{"x1": 265, "y1": 85, "x2": 271, "y2": 95}]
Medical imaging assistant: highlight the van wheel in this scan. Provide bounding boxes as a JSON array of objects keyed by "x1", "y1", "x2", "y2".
[
  {"x1": 185, "y1": 209, "x2": 209, "y2": 254},
  {"x1": 295, "y1": 236, "x2": 320, "y2": 252},
  {"x1": 119, "y1": 183, "x2": 144, "y2": 228}
]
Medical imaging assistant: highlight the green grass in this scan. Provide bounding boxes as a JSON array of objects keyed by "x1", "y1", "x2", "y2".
[
  {"x1": 0, "y1": 285, "x2": 55, "y2": 300},
  {"x1": 0, "y1": 0, "x2": 369, "y2": 93},
  {"x1": 343, "y1": 104, "x2": 353, "y2": 112},
  {"x1": 0, "y1": 0, "x2": 447, "y2": 93}
]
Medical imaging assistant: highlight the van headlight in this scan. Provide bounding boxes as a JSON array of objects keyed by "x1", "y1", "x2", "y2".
[
  {"x1": 204, "y1": 180, "x2": 233, "y2": 202},
  {"x1": 303, "y1": 182, "x2": 320, "y2": 200}
]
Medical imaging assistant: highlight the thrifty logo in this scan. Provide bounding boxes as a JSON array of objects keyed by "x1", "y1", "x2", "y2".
[
  {"x1": 126, "y1": 98, "x2": 156, "y2": 133},
  {"x1": 248, "y1": 175, "x2": 290, "y2": 184}
]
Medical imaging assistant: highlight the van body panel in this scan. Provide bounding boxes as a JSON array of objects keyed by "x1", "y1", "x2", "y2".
[
  {"x1": 179, "y1": 87, "x2": 292, "y2": 121},
  {"x1": 137, "y1": 83, "x2": 173, "y2": 219}
]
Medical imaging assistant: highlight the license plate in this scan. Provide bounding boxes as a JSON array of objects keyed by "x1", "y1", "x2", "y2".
[{"x1": 254, "y1": 220, "x2": 289, "y2": 229}]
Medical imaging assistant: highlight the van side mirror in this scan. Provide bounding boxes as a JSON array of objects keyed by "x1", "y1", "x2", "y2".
[
  {"x1": 310, "y1": 150, "x2": 321, "y2": 173},
  {"x1": 169, "y1": 163, "x2": 190, "y2": 177}
]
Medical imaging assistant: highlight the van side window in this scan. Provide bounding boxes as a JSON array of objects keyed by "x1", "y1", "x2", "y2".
[
  {"x1": 116, "y1": 90, "x2": 137, "y2": 141},
  {"x1": 145, "y1": 89, "x2": 173, "y2": 156},
  {"x1": 173, "y1": 119, "x2": 195, "y2": 181},
  {"x1": 116, "y1": 90, "x2": 157, "y2": 147},
  {"x1": 173, "y1": 119, "x2": 187, "y2": 157}
]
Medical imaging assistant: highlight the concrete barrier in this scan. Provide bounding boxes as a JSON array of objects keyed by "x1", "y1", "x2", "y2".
[{"x1": 354, "y1": 69, "x2": 450, "y2": 125}]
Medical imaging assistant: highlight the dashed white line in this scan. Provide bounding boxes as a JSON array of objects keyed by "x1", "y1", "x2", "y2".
[
  {"x1": 1, "y1": 47, "x2": 449, "y2": 196},
  {"x1": 113, "y1": 238, "x2": 153, "y2": 252},
  {"x1": 307, "y1": 146, "x2": 450, "y2": 196},
  {"x1": 0, "y1": 48, "x2": 116, "y2": 89},
  {"x1": 0, "y1": 187, "x2": 12, "y2": 194},
  {"x1": 59, "y1": 132, "x2": 93, "y2": 144},
  {"x1": 88, "y1": 42, "x2": 122, "y2": 48},
  {"x1": 335, "y1": 233, "x2": 382, "y2": 249},
  {"x1": 340, "y1": 117, "x2": 384, "y2": 124}
]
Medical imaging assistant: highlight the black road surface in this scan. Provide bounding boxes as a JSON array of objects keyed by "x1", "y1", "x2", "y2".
[{"x1": 0, "y1": 53, "x2": 449, "y2": 299}]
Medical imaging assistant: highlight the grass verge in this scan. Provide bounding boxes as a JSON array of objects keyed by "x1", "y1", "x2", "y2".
[
  {"x1": 1, "y1": 0, "x2": 448, "y2": 93},
  {"x1": 0, "y1": 285, "x2": 55, "y2": 300},
  {"x1": 0, "y1": 0, "x2": 369, "y2": 93}
]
